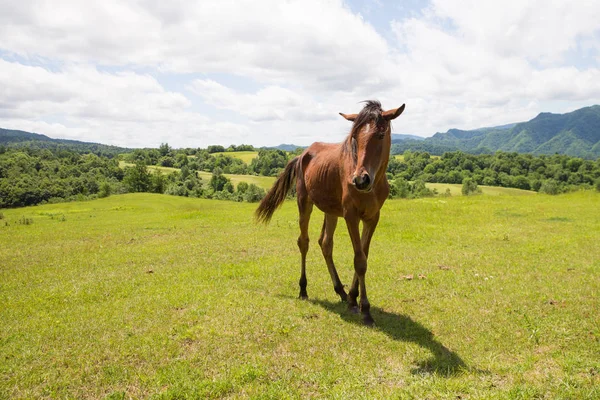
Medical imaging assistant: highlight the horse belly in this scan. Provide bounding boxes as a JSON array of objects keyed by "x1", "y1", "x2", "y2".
[{"x1": 303, "y1": 165, "x2": 343, "y2": 217}]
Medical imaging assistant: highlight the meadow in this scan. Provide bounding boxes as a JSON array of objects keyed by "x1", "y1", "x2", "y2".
[
  {"x1": 211, "y1": 151, "x2": 259, "y2": 164},
  {"x1": 1, "y1": 191, "x2": 599, "y2": 399},
  {"x1": 119, "y1": 161, "x2": 274, "y2": 190},
  {"x1": 195, "y1": 171, "x2": 274, "y2": 191}
]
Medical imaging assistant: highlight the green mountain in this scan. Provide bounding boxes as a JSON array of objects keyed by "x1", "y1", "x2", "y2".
[
  {"x1": 0, "y1": 128, "x2": 131, "y2": 156},
  {"x1": 423, "y1": 105, "x2": 600, "y2": 158}
]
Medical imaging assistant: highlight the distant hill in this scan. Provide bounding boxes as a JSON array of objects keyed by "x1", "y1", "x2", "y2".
[
  {"x1": 391, "y1": 133, "x2": 424, "y2": 142},
  {"x1": 270, "y1": 134, "x2": 423, "y2": 151},
  {"x1": 407, "y1": 106, "x2": 600, "y2": 158},
  {"x1": 270, "y1": 144, "x2": 303, "y2": 151},
  {"x1": 0, "y1": 128, "x2": 131, "y2": 156}
]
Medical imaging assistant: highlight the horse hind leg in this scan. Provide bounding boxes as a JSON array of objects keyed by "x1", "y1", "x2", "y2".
[
  {"x1": 297, "y1": 198, "x2": 313, "y2": 300},
  {"x1": 318, "y1": 213, "x2": 348, "y2": 302}
]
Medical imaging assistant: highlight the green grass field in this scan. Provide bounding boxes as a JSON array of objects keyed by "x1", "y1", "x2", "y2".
[
  {"x1": 1, "y1": 192, "x2": 599, "y2": 398},
  {"x1": 195, "y1": 171, "x2": 275, "y2": 191},
  {"x1": 393, "y1": 154, "x2": 440, "y2": 161},
  {"x1": 427, "y1": 183, "x2": 537, "y2": 197},
  {"x1": 212, "y1": 151, "x2": 259, "y2": 164},
  {"x1": 119, "y1": 161, "x2": 180, "y2": 175}
]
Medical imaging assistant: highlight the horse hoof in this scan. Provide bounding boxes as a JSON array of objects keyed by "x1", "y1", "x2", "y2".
[
  {"x1": 299, "y1": 294, "x2": 309, "y2": 300},
  {"x1": 348, "y1": 305, "x2": 359, "y2": 314},
  {"x1": 363, "y1": 315, "x2": 375, "y2": 327}
]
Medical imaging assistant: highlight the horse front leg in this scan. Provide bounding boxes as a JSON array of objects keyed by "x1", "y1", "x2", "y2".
[
  {"x1": 361, "y1": 212, "x2": 380, "y2": 259},
  {"x1": 344, "y1": 214, "x2": 374, "y2": 326}
]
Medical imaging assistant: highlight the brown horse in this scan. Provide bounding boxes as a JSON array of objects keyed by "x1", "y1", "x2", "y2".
[{"x1": 256, "y1": 100, "x2": 406, "y2": 325}]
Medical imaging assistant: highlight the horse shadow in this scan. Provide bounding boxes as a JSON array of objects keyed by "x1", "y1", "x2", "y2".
[{"x1": 308, "y1": 298, "x2": 468, "y2": 377}]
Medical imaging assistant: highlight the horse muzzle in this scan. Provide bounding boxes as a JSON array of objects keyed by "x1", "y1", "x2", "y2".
[{"x1": 352, "y1": 172, "x2": 372, "y2": 192}]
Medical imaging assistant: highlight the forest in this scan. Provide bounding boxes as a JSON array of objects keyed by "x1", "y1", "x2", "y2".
[{"x1": 0, "y1": 143, "x2": 599, "y2": 208}]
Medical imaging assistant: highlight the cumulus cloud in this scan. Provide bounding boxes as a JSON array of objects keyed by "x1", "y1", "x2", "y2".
[
  {"x1": 1, "y1": 0, "x2": 600, "y2": 146},
  {"x1": 429, "y1": 0, "x2": 600, "y2": 65},
  {"x1": 188, "y1": 80, "x2": 336, "y2": 122},
  {"x1": 0, "y1": 0, "x2": 394, "y2": 92},
  {"x1": 0, "y1": 60, "x2": 190, "y2": 120},
  {"x1": 0, "y1": 59, "x2": 252, "y2": 147},
  {"x1": 388, "y1": 1, "x2": 600, "y2": 132}
]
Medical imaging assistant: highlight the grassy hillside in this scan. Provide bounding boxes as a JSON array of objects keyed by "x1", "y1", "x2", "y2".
[
  {"x1": 119, "y1": 161, "x2": 275, "y2": 190},
  {"x1": 426, "y1": 183, "x2": 536, "y2": 197},
  {"x1": 195, "y1": 171, "x2": 274, "y2": 190},
  {"x1": 212, "y1": 151, "x2": 259, "y2": 164},
  {"x1": 1, "y1": 192, "x2": 599, "y2": 398}
]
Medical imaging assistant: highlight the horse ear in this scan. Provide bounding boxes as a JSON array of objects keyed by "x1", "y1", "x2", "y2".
[
  {"x1": 339, "y1": 112, "x2": 358, "y2": 122},
  {"x1": 383, "y1": 104, "x2": 406, "y2": 121}
]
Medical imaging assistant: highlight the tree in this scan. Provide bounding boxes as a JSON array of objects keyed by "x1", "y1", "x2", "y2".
[
  {"x1": 237, "y1": 181, "x2": 249, "y2": 194},
  {"x1": 175, "y1": 153, "x2": 189, "y2": 168},
  {"x1": 159, "y1": 156, "x2": 175, "y2": 167},
  {"x1": 123, "y1": 161, "x2": 151, "y2": 192},
  {"x1": 207, "y1": 145, "x2": 226, "y2": 153},
  {"x1": 151, "y1": 170, "x2": 167, "y2": 193},
  {"x1": 209, "y1": 168, "x2": 230, "y2": 192},
  {"x1": 249, "y1": 149, "x2": 289, "y2": 176},
  {"x1": 159, "y1": 143, "x2": 172, "y2": 157}
]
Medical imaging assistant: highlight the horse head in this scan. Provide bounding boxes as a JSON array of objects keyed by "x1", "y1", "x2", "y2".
[{"x1": 340, "y1": 101, "x2": 405, "y2": 192}]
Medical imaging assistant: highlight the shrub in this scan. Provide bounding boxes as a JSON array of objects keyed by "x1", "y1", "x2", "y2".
[
  {"x1": 539, "y1": 179, "x2": 561, "y2": 195},
  {"x1": 243, "y1": 184, "x2": 266, "y2": 203},
  {"x1": 98, "y1": 182, "x2": 112, "y2": 198},
  {"x1": 462, "y1": 178, "x2": 482, "y2": 196},
  {"x1": 389, "y1": 178, "x2": 434, "y2": 199},
  {"x1": 411, "y1": 179, "x2": 435, "y2": 198},
  {"x1": 237, "y1": 181, "x2": 249, "y2": 194},
  {"x1": 389, "y1": 177, "x2": 411, "y2": 198}
]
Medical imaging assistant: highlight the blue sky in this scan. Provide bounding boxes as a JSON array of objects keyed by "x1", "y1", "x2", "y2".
[{"x1": 1, "y1": 0, "x2": 599, "y2": 148}]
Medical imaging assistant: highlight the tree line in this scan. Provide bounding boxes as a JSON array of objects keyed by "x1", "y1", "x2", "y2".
[
  {"x1": 387, "y1": 150, "x2": 600, "y2": 195},
  {"x1": 0, "y1": 146, "x2": 267, "y2": 208},
  {"x1": 1, "y1": 143, "x2": 599, "y2": 208},
  {"x1": 121, "y1": 146, "x2": 298, "y2": 177}
]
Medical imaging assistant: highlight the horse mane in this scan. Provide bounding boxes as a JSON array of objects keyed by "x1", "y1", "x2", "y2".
[{"x1": 342, "y1": 100, "x2": 384, "y2": 157}]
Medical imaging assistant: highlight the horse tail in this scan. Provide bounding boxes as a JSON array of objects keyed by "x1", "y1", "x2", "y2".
[{"x1": 255, "y1": 156, "x2": 299, "y2": 224}]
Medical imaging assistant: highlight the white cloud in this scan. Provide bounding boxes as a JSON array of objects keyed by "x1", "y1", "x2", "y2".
[
  {"x1": 0, "y1": 60, "x2": 190, "y2": 121},
  {"x1": 0, "y1": 0, "x2": 394, "y2": 92},
  {"x1": 429, "y1": 0, "x2": 600, "y2": 65},
  {"x1": 0, "y1": 59, "x2": 253, "y2": 147},
  {"x1": 188, "y1": 80, "x2": 336, "y2": 122},
  {"x1": 388, "y1": 1, "x2": 600, "y2": 133},
  {"x1": 1, "y1": 0, "x2": 600, "y2": 146}
]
